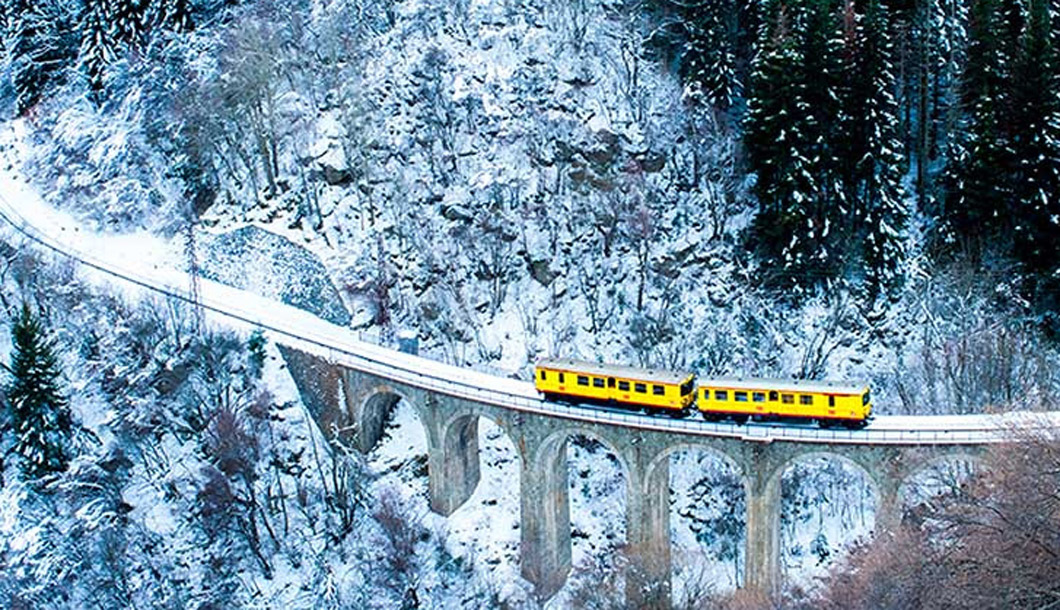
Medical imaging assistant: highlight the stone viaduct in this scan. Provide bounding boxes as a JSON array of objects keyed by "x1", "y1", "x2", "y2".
[
  {"x1": 280, "y1": 346, "x2": 986, "y2": 607},
  {"x1": 0, "y1": 159, "x2": 1024, "y2": 608}
]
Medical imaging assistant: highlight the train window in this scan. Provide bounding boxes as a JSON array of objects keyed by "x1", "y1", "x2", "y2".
[
  {"x1": 735, "y1": 391, "x2": 748, "y2": 402},
  {"x1": 863, "y1": 391, "x2": 871, "y2": 405},
  {"x1": 540, "y1": 370, "x2": 547, "y2": 380},
  {"x1": 753, "y1": 392, "x2": 766, "y2": 402},
  {"x1": 715, "y1": 390, "x2": 728, "y2": 401},
  {"x1": 653, "y1": 385, "x2": 665, "y2": 396},
  {"x1": 559, "y1": 373, "x2": 565, "y2": 383},
  {"x1": 635, "y1": 383, "x2": 647, "y2": 393},
  {"x1": 828, "y1": 396, "x2": 836, "y2": 407},
  {"x1": 618, "y1": 381, "x2": 630, "y2": 391},
  {"x1": 800, "y1": 395, "x2": 814, "y2": 405},
  {"x1": 781, "y1": 394, "x2": 794, "y2": 404},
  {"x1": 769, "y1": 391, "x2": 778, "y2": 401},
  {"x1": 578, "y1": 375, "x2": 589, "y2": 386},
  {"x1": 593, "y1": 378, "x2": 606, "y2": 388}
]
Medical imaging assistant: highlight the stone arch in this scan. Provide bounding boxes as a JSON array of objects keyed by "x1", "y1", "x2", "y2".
[
  {"x1": 765, "y1": 449, "x2": 884, "y2": 514},
  {"x1": 534, "y1": 425, "x2": 633, "y2": 497},
  {"x1": 646, "y1": 442, "x2": 749, "y2": 595},
  {"x1": 438, "y1": 409, "x2": 525, "y2": 578},
  {"x1": 897, "y1": 451, "x2": 983, "y2": 510},
  {"x1": 439, "y1": 409, "x2": 523, "y2": 466},
  {"x1": 642, "y1": 442, "x2": 747, "y2": 498},
  {"x1": 349, "y1": 383, "x2": 423, "y2": 454},
  {"x1": 437, "y1": 409, "x2": 526, "y2": 506},
  {"x1": 766, "y1": 450, "x2": 881, "y2": 586},
  {"x1": 533, "y1": 425, "x2": 633, "y2": 584}
]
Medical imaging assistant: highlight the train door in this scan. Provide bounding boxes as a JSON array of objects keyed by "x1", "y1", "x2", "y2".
[{"x1": 607, "y1": 377, "x2": 616, "y2": 402}]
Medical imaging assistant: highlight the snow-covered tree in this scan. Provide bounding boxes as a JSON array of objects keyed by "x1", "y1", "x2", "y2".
[
  {"x1": 799, "y1": 0, "x2": 844, "y2": 219},
  {"x1": 154, "y1": 0, "x2": 194, "y2": 33},
  {"x1": 8, "y1": 0, "x2": 79, "y2": 116},
  {"x1": 943, "y1": 0, "x2": 1013, "y2": 255},
  {"x1": 1010, "y1": 0, "x2": 1060, "y2": 281},
  {"x1": 838, "y1": 0, "x2": 907, "y2": 298},
  {"x1": 112, "y1": 0, "x2": 151, "y2": 46},
  {"x1": 679, "y1": 469, "x2": 746, "y2": 586},
  {"x1": 4, "y1": 303, "x2": 73, "y2": 480},
  {"x1": 657, "y1": 0, "x2": 745, "y2": 111},
  {"x1": 745, "y1": 3, "x2": 828, "y2": 291},
  {"x1": 81, "y1": 0, "x2": 117, "y2": 95}
]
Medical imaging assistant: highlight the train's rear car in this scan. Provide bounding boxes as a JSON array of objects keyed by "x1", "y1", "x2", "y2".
[
  {"x1": 698, "y1": 379, "x2": 871, "y2": 428},
  {"x1": 535, "y1": 358, "x2": 695, "y2": 414}
]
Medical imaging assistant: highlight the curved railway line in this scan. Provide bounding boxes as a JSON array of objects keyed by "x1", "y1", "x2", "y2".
[{"x1": 1, "y1": 185, "x2": 1057, "y2": 447}]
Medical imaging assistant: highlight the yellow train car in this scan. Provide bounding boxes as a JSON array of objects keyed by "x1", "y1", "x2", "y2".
[
  {"x1": 697, "y1": 379, "x2": 872, "y2": 428},
  {"x1": 535, "y1": 358, "x2": 696, "y2": 414}
]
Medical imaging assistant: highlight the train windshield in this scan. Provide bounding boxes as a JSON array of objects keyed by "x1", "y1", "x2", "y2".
[
  {"x1": 863, "y1": 390, "x2": 871, "y2": 405},
  {"x1": 680, "y1": 379, "x2": 694, "y2": 395}
]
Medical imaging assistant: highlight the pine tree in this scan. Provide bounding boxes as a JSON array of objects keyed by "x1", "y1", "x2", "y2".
[
  {"x1": 745, "y1": 4, "x2": 821, "y2": 290},
  {"x1": 838, "y1": 0, "x2": 907, "y2": 297},
  {"x1": 695, "y1": 0, "x2": 741, "y2": 110},
  {"x1": 81, "y1": 0, "x2": 117, "y2": 95},
  {"x1": 917, "y1": 0, "x2": 968, "y2": 216},
  {"x1": 654, "y1": 0, "x2": 743, "y2": 112},
  {"x1": 746, "y1": 0, "x2": 855, "y2": 290},
  {"x1": 9, "y1": 0, "x2": 79, "y2": 116},
  {"x1": 943, "y1": 0, "x2": 1013, "y2": 255},
  {"x1": 155, "y1": 0, "x2": 194, "y2": 33},
  {"x1": 112, "y1": 0, "x2": 150, "y2": 47},
  {"x1": 1010, "y1": 0, "x2": 1060, "y2": 277},
  {"x1": 0, "y1": 0, "x2": 10, "y2": 57},
  {"x1": 5, "y1": 303, "x2": 73, "y2": 480},
  {"x1": 798, "y1": 0, "x2": 846, "y2": 277}
]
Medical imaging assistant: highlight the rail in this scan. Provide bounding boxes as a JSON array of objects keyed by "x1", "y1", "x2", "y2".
[{"x1": 0, "y1": 188, "x2": 1055, "y2": 446}]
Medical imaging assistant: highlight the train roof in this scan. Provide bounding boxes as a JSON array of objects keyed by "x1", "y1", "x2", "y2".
[
  {"x1": 700, "y1": 377, "x2": 868, "y2": 395},
  {"x1": 536, "y1": 358, "x2": 693, "y2": 385}
]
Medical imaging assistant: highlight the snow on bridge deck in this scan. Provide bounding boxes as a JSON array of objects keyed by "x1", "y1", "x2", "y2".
[{"x1": 0, "y1": 156, "x2": 1056, "y2": 447}]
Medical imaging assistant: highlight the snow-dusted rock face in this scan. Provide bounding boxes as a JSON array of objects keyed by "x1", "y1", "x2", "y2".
[{"x1": 199, "y1": 226, "x2": 351, "y2": 327}]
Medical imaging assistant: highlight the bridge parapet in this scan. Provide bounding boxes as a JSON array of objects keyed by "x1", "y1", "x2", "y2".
[{"x1": 273, "y1": 347, "x2": 999, "y2": 608}]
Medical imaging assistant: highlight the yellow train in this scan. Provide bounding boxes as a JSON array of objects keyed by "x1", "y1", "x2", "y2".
[
  {"x1": 534, "y1": 358, "x2": 872, "y2": 429},
  {"x1": 534, "y1": 358, "x2": 696, "y2": 414}
]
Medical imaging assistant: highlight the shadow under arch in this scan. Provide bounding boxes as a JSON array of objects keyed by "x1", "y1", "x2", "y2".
[{"x1": 354, "y1": 384, "x2": 421, "y2": 453}]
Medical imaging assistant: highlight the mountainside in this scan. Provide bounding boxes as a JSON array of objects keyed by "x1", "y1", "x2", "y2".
[
  {"x1": 1, "y1": 0, "x2": 1058, "y2": 607},
  {"x1": 7, "y1": 0, "x2": 1058, "y2": 414}
]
